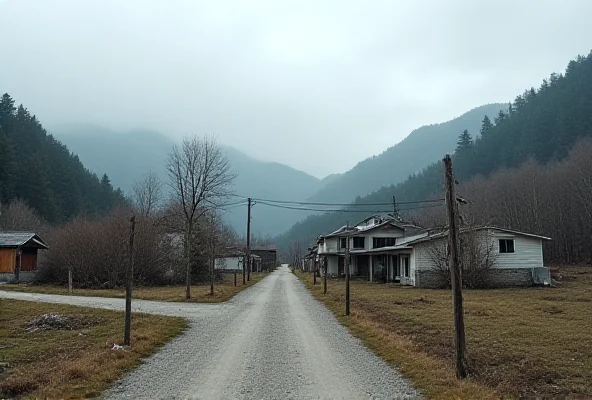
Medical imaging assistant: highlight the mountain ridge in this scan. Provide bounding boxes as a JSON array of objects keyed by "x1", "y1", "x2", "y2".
[
  {"x1": 54, "y1": 125, "x2": 323, "y2": 236},
  {"x1": 306, "y1": 103, "x2": 507, "y2": 204}
]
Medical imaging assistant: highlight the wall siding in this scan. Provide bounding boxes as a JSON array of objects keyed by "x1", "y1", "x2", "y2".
[
  {"x1": 489, "y1": 232, "x2": 544, "y2": 269},
  {"x1": 0, "y1": 248, "x2": 16, "y2": 273}
]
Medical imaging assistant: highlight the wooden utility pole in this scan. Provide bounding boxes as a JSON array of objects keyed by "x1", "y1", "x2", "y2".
[
  {"x1": 210, "y1": 213, "x2": 215, "y2": 296},
  {"x1": 246, "y1": 197, "x2": 252, "y2": 282},
  {"x1": 345, "y1": 222, "x2": 350, "y2": 316},
  {"x1": 124, "y1": 215, "x2": 135, "y2": 346},
  {"x1": 313, "y1": 257, "x2": 317, "y2": 285},
  {"x1": 443, "y1": 154, "x2": 468, "y2": 379},
  {"x1": 68, "y1": 267, "x2": 73, "y2": 294},
  {"x1": 14, "y1": 247, "x2": 21, "y2": 283},
  {"x1": 323, "y1": 257, "x2": 327, "y2": 295},
  {"x1": 234, "y1": 271, "x2": 237, "y2": 287}
]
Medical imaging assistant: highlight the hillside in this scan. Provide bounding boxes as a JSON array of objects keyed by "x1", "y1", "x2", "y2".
[
  {"x1": 0, "y1": 94, "x2": 127, "y2": 223},
  {"x1": 55, "y1": 126, "x2": 323, "y2": 236},
  {"x1": 277, "y1": 51, "x2": 592, "y2": 258},
  {"x1": 307, "y1": 103, "x2": 506, "y2": 203}
]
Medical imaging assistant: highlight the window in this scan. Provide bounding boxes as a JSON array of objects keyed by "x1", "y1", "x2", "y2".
[
  {"x1": 399, "y1": 255, "x2": 410, "y2": 278},
  {"x1": 339, "y1": 238, "x2": 347, "y2": 249},
  {"x1": 499, "y1": 239, "x2": 515, "y2": 254},
  {"x1": 352, "y1": 237, "x2": 365, "y2": 249},
  {"x1": 372, "y1": 237, "x2": 397, "y2": 248}
]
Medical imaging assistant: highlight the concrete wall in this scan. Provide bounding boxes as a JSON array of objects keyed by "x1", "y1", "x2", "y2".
[
  {"x1": 414, "y1": 268, "x2": 535, "y2": 288},
  {"x1": 486, "y1": 268, "x2": 535, "y2": 287},
  {"x1": 0, "y1": 271, "x2": 36, "y2": 283}
]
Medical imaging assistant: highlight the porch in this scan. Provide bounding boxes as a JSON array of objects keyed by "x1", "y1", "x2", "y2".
[
  {"x1": 324, "y1": 250, "x2": 413, "y2": 285},
  {"x1": 350, "y1": 251, "x2": 412, "y2": 284}
]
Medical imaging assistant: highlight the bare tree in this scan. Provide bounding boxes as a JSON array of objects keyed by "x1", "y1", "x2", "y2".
[
  {"x1": 427, "y1": 229, "x2": 497, "y2": 288},
  {"x1": 0, "y1": 198, "x2": 44, "y2": 232},
  {"x1": 132, "y1": 172, "x2": 163, "y2": 218},
  {"x1": 166, "y1": 135, "x2": 236, "y2": 299}
]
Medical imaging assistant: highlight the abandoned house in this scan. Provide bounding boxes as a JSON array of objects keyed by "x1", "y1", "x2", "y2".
[
  {"x1": 315, "y1": 214, "x2": 551, "y2": 288},
  {"x1": 251, "y1": 245, "x2": 277, "y2": 271},
  {"x1": 0, "y1": 232, "x2": 49, "y2": 282}
]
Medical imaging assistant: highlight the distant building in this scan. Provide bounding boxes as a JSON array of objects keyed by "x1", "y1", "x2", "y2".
[
  {"x1": 251, "y1": 245, "x2": 277, "y2": 271},
  {"x1": 0, "y1": 232, "x2": 48, "y2": 282},
  {"x1": 215, "y1": 248, "x2": 261, "y2": 272}
]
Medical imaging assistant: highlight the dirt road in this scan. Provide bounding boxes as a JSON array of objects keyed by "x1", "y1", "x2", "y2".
[{"x1": 0, "y1": 266, "x2": 420, "y2": 399}]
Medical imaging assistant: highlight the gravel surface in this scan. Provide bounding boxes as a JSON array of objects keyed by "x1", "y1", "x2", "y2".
[{"x1": 0, "y1": 266, "x2": 421, "y2": 399}]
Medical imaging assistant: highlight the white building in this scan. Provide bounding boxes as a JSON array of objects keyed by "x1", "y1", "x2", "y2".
[
  {"x1": 215, "y1": 250, "x2": 261, "y2": 272},
  {"x1": 316, "y1": 215, "x2": 551, "y2": 288}
]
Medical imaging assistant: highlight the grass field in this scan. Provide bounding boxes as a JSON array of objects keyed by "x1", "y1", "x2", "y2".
[
  {"x1": 0, "y1": 272, "x2": 268, "y2": 303},
  {"x1": 0, "y1": 299, "x2": 186, "y2": 399},
  {"x1": 296, "y1": 267, "x2": 592, "y2": 400}
]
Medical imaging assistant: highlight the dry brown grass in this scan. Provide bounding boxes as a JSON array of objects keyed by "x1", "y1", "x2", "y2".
[
  {"x1": 0, "y1": 299, "x2": 186, "y2": 399},
  {"x1": 1, "y1": 272, "x2": 268, "y2": 303},
  {"x1": 296, "y1": 267, "x2": 592, "y2": 400}
]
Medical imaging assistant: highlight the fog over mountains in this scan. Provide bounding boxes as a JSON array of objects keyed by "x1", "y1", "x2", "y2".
[{"x1": 54, "y1": 102, "x2": 505, "y2": 236}]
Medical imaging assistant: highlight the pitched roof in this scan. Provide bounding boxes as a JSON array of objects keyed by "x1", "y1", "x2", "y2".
[
  {"x1": 404, "y1": 226, "x2": 551, "y2": 246},
  {"x1": 251, "y1": 245, "x2": 277, "y2": 251},
  {"x1": 0, "y1": 232, "x2": 49, "y2": 249},
  {"x1": 322, "y1": 220, "x2": 405, "y2": 239}
]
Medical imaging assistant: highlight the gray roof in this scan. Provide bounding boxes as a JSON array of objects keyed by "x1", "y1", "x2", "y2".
[
  {"x1": 0, "y1": 232, "x2": 48, "y2": 249},
  {"x1": 322, "y1": 220, "x2": 405, "y2": 239},
  {"x1": 251, "y1": 245, "x2": 277, "y2": 252},
  {"x1": 404, "y1": 226, "x2": 551, "y2": 246}
]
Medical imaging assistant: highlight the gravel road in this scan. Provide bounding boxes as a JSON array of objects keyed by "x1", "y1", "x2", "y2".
[{"x1": 0, "y1": 266, "x2": 420, "y2": 399}]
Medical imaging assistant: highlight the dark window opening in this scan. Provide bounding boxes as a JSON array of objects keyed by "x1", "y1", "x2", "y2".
[
  {"x1": 340, "y1": 238, "x2": 347, "y2": 249},
  {"x1": 352, "y1": 237, "x2": 365, "y2": 249},
  {"x1": 372, "y1": 237, "x2": 397, "y2": 248},
  {"x1": 499, "y1": 239, "x2": 515, "y2": 253}
]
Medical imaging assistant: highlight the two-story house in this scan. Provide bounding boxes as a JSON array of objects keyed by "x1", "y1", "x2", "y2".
[{"x1": 317, "y1": 215, "x2": 421, "y2": 284}]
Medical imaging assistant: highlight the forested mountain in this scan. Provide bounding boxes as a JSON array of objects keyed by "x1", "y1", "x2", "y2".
[
  {"x1": 0, "y1": 94, "x2": 127, "y2": 223},
  {"x1": 277, "y1": 51, "x2": 592, "y2": 263},
  {"x1": 56, "y1": 127, "x2": 323, "y2": 236},
  {"x1": 306, "y1": 103, "x2": 506, "y2": 203}
]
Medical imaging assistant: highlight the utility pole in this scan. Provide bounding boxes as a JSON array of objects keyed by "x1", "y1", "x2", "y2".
[
  {"x1": 210, "y1": 213, "x2": 215, "y2": 296},
  {"x1": 443, "y1": 154, "x2": 467, "y2": 379},
  {"x1": 124, "y1": 215, "x2": 135, "y2": 346},
  {"x1": 14, "y1": 247, "x2": 21, "y2": 283},
  {"x1": 323, "y1": 257, "x2": 327, "y2": 295},
  {"x1": 345, "y1": 222, "x2": 350, "y2": 316},
  {"x1": 246, "y1": 197, "x2": 252, "y2": 282},
  {"x1": 392, "y1": 196, "x2": 399, "y2": 220},
  {"x1": 313, "y1": 255, "x2": 317, "y2": 285}
]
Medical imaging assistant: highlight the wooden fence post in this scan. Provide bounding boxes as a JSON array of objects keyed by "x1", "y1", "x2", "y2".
[{"x1": 124, "y1": 215, "x2": 135, "y2": 346}]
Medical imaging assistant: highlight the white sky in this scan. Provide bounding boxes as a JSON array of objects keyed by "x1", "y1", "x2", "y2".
[{"x1": 1, "y1": 0, "x2": 591, "y2": 178}]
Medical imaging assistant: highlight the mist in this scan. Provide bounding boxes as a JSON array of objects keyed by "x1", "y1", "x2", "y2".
[{"x1": 1, "y1": 0, "x2": 591, "y2": 177}]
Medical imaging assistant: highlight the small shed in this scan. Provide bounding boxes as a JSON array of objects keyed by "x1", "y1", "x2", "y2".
[
  {"x1": 251, "y1": 245, "x2": 277, "y2": 271},
  {"x1": 0, "y1": 232, "x2": 48, "y2": 281}
]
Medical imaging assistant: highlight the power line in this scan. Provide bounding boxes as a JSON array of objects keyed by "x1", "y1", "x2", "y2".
[
  {"x1": 228, "y1": 193, "x2": 444, "y2": 207},
  {"x1": 254, "y1": 200, "x2": 444, "y2": 213},
  {"x1": 256, "y1": 201, "x2": 392, "y2": 213}
]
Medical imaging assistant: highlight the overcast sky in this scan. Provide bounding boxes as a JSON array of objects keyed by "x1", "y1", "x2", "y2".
[{"x1": 1, "y1": 0, "x2": 591, "y2": 178}]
